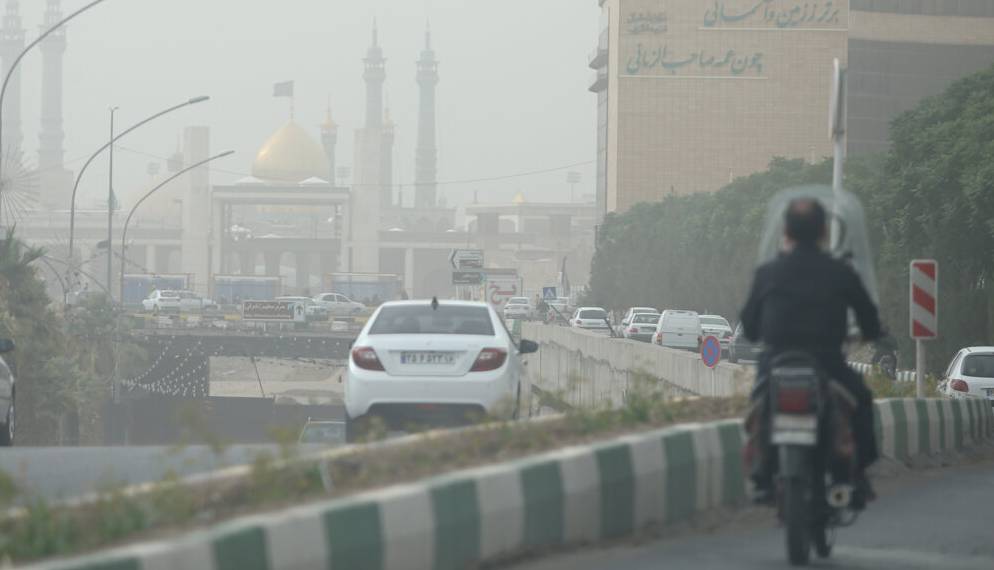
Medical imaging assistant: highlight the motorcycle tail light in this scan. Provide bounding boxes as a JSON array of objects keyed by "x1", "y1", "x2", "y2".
[
  {"x1": 951, "y1": 379, "x2": 969, "y2": 393},
  {"x1": 777, "y1": 386, "x2": 813, "y2": 413}
]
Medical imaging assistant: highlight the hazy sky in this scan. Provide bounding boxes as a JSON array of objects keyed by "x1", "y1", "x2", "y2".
[{"x1": 13, "y1": 0, "x2": 600, "y2": 211}]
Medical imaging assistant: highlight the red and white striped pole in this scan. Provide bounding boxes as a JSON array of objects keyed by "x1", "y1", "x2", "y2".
[{"x1": 910, "y1": 260, "x2": 938, "y2": 398}]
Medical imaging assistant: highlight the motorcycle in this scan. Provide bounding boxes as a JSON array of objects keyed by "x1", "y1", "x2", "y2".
[{"x1": 752, "y1": 351, "x2": 860, "y2": 565}]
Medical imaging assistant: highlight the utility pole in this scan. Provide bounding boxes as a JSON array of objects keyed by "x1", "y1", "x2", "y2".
[{"x1": 106, "y1": 106, "x2": 117, "y2": 301}]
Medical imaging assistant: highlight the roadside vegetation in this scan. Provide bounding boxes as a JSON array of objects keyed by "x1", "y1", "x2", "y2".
[
  {"x1": 0, "y1": 392, "x2": 748, "y2": 564},
  {"x1": 0, "y1": 228, "x2": 147, "y2": 445},
  {"x1": 585, "y1": 63, "x2": 994, "y2": 373}
]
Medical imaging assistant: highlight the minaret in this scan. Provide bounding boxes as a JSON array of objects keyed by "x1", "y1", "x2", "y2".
[
  {"x1": 0, "y1": 1, "x2": 25, "y2": 160},
  {"x1": 320, "y1": 104, "x2": 337, "y2": 184},
  {"x1": 415, "y1": 23, "x2": 439, "y2": 209},
  {"x1": 39, "y1": 0, "x2": 71, "y2": 207},
  {"x1": 381, "y1": 105, "x2": 395, "y2": 208},
  {"x1": 363, "y1": 21, "x2": 385, "y2": 129}
]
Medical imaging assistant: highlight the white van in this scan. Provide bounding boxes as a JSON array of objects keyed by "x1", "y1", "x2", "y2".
[{"x1": 652, "y1": 310, "x2": 702, "y2": 351}]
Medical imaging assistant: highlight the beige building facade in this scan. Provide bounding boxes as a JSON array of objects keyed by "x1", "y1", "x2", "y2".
[{"x1": 591, "y1": 0, "x2": 994, "y2": 214}]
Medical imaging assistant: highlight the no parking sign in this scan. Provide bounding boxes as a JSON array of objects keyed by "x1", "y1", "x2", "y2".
[{"x1": 700, "y1": 335, "x2": 721, "y2": 369}]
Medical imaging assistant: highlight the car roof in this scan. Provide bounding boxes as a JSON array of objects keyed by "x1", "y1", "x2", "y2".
[
  {"x1": 700, "y1": 315, "x2": 730, "y2": 322},
  {"x1": 576, "y1": 306, "x2": 606, "y2": 311},
  {"x1": 377, "y1": 300, "x2": 491, "y2": 309},
  {"x1": 631, "y1": 307, "x2": 657, "y2": 311},
  {"x1": 662, "y1": 309, "x2": 698, "y2": 316},
  {"x1": 963, "y1": 347, "x2": 994, "y2": 354}
]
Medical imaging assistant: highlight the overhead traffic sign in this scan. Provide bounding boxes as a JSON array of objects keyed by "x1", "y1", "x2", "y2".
[
  {"x1": 449, "y1": 249, "x2": 484, "y2": 270},
  {"x1": 910, "y1": 259, "x2": 938, "y2": 340},
  {"x1": 700, "y1": 335, "x2": 721, "y2": 369},
  {"x1": 452, "y1": 271, "x2": 484, "y2": 286},
  {"x1": 542, "y1": 287, "x2": 557, "y2": 301}
]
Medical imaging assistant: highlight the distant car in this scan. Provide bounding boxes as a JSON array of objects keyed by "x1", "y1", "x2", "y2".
[
  {"x1": 503, "y1": 297, "x2": 534, "y2": 321},
  {"x1": 652, "y1": 310, "x2": 701, "y2": 351},
  {"x1": 313, "y1": 292, "x2": 366, "y2": 316},
  {"x1": 142, "y1": 290, "x2": 217, "y2": 313},
  {"x1": 0, "y1": 338, "x2": 14, "y2": 446},
  {"x1": 142, "y1": 289, "x2": 181, "y2": 313},
  {"x1": 623, "y1": 312, "x2": 660, "y2": 343},
  {"x1": 570, "y1": 307, "x2": 611, "y2": 332},
  {"x1": 345, "y1": 300, "x2": 539, "y2": 441},
  {"x1": 939, "y1": 347, "x2": 994, "y2": 404},
  {"x1": 700, "y1": 315, "x2": 733, "y2": 354},
  {"x1": 728, "y1": 322, "x2": 762, "y2": 363},
  {"x1": 618, "y1": 307, "x2": 659, "y2": 335},
  {"x1": 298, "y1": 419, "x2": 347, "y2": 445},
  {"x1": 276, "y1": 296, "x2": 329, "y2": 321}
]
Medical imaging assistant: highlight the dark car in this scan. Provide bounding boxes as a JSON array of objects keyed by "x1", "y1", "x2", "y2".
[{"x1": 728, "y1": 322, "x2": 762, "y2": 363}]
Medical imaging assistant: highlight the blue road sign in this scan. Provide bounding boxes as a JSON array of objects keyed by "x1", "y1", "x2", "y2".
[
  {"x1": 701, "y1": 335, "x2": 721, "y2": 369},
  {"x1": 542, "y1": 287, "x2": 557, "y2": 300}
]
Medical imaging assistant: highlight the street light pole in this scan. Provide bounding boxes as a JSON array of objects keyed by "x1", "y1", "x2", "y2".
[
  {"x1": 65, "y1": 95, "x2": 209, "y2": 300},
  {"x1": 106, "y1": 106, "x2": 118, "y2": 301},
  {"x1": 0, "y1": 0, "x2": 112, "y2": 189},
  {"x1": 120, "y1": 150, "x2": 235, "y2": 304}
]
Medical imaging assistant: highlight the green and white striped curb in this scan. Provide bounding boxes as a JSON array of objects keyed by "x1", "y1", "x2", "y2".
[
  {"x1": 849, "y1": 361, "x2": 916, "y2": 383},
  {"x1": 22, "y1": 399, "x2": 993, "y2": 570}
]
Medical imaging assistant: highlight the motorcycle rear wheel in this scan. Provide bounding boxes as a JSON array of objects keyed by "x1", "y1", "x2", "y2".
[{"x1": 783, "y1": 477, "x2": 811, "y2": 566}]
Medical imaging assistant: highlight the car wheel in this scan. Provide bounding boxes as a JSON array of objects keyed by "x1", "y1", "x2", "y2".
[{"x1": 513, "y1": 384, "x2": 522, "y2": 421}]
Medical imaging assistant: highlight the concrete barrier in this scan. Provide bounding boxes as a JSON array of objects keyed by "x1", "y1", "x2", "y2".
[
  {"x1": 24, "y1": 398, "x2": 993, "y2": 570},
  {"x1": 521, "y1": 323, "x2": 753, "y2": 409}
]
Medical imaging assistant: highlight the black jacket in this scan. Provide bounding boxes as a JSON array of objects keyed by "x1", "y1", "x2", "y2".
[{"x1": 740, "y1": 243, "x2": 882, "y2": 353}]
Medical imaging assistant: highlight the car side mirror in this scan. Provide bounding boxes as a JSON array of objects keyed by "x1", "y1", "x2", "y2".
[
  {"x1": 519, "y1": 339, "x2": 539, "y2": 355},
  {"x1": 0, "y1": 339, "x2": 15, "y2": 353}
]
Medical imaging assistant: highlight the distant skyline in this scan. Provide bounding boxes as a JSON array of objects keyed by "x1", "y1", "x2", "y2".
[{"x1": 11, "y1": 0, "x2": 599, "y2": 212}]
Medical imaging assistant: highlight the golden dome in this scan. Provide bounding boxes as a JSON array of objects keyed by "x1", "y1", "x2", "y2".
[{"x1": 252, "y1": 121, "x2": 330, "y2": 183}]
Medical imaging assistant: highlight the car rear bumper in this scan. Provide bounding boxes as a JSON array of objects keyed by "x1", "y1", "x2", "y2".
[
  {"x1": 345, "y1": 365, "x2": 517, "y2": 419},
  {"x1": 360, "y1": 403, "x2": 489, "y2": 429},
  {"x1": 626, "y1": 333, "x2": 654, "y2": 343}
]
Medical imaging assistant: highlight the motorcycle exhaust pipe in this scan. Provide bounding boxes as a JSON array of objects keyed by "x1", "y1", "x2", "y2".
[{"x1": 827, "y1": 484, "x2": 853, "y2": 508}]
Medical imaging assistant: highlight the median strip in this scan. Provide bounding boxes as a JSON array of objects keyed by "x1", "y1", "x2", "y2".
[{"x1": 17, "y1": 397, "x2": 993, "y2": 570}]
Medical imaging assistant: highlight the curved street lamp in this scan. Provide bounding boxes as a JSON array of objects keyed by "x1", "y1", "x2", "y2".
[
  {"x1": 119, "y1": 150, "x2": 235, "y2": 303},
  {"x1": 0, "y1": 0, "x2": 112, "y2": 183},
  {"x1": 67, "y1": 95, "x2": 210, "y2": 276}
]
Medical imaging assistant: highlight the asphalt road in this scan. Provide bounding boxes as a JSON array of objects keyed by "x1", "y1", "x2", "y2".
[{"x1": 514, "y1": 459, "x2": 994, "y2": 570}]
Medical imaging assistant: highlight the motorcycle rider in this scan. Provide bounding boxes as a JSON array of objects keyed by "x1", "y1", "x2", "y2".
[{"x1": 740, "y1": 198, "x2": 882, "y2": 507}]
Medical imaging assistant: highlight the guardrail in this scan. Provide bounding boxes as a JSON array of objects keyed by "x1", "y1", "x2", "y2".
[
  {"x1": 23, "y1": 397, "x2": 993, "y2": 570},
  {"x1": 849, "y1": 361, "x2": 916, "y2": 383},
  {"x1": 521, "y1": 323, "x2": 752, "y2": 409}
]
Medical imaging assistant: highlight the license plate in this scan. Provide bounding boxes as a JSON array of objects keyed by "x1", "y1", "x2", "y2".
[
  {"x1": 771, "y1": 414, "x2": 818, "y2": 445},
  {"x1": 400, "y1": 352, "x2": 455, "y2": 365}
]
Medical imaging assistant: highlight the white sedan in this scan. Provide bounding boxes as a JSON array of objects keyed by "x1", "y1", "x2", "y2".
[
  {"x1": 345, "y1": 300, "x2": 538, "y2": 441},
  {"x1": 700, "y1": 315, "x2": 734, "y2": 353},
  {"x1": 939, "y1": 346, "x2": 994, "y2": 403},
  {"x1": 570, "y1": 307, "x2": 611, "y2": 332}
]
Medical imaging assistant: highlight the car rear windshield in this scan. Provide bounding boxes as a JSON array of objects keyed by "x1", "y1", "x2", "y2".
[
  {"x1": 578, "y1": 309, "x2": 607, "y2": 320},
  {"x1": 633, "y1": 314, "x2": 660, "y2": 324},
  {"x1": 701, "y1": 317, "x2": 728, "y2": 327},
  {"x1": 369, "y1": 305, "x2": 495, "y2": 336},
  {"x1": 962, "y1": 354, "x2": 994, "y2": 378},
  {"x1": 664, "y1": 314, "x2": 699, "y2": 328}
]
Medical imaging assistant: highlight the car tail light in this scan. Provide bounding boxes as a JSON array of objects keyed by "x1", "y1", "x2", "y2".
[
  {"x1": 777, "y1": 386, "x2": 813, "y2": 413},
  {"x1": 471, "y1": 348, "x2": 507, "y2": 372},
  {"x1": 951, "y1": 379, "x2": 969, "y2": 393},
  {"x1": 628, "y1": 327, "x2": 638, "y2": 334},
  {"x1": 351, "y1": 347, "x2": 384, "y2": 371}
]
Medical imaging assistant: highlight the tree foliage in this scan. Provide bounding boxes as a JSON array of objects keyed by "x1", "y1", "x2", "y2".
[{"x1": 587, "y1": 64, "x2": 994, "y2": 370}]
